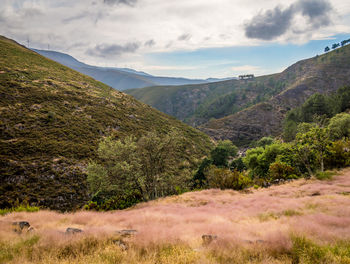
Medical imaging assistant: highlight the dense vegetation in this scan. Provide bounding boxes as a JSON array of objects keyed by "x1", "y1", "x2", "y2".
[
  {"x1": 0, "y1": 36, "x2": 213, "y2": 210},
  {"x1": 283, "y1": 86, "x2": 350, "y2": 141}
]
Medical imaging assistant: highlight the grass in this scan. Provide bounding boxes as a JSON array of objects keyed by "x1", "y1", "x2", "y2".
[
  {"x1": 315, "y1": 170, "x2": 336, "y2": 180},
  {"x1": 1, "y1": 168, "x2": 350, "y2": 263},
  {"x1": 0, "y1": 205, "x2": 39, "y2": 216},
  {"x1": 0, "y1": 36, "x2": 213, "y2": 210}
]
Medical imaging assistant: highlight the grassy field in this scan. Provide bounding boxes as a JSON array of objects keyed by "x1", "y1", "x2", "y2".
[{"x1": 1, "y1": 169, "x2": 350, "y2": 263}]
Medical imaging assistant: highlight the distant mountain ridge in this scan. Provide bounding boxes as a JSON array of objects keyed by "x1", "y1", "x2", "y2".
[
  {"x1": 33, "y1": 49, "x2": 234, "y2": 91},
  {"x1": 126, "y1": 44, "x2": 350, "y2": 146}
]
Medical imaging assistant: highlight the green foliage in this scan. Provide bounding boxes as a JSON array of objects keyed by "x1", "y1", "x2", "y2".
[
  {"x1": 326, "y1": 139, "x2": 350, "y2": 168},
  {"x1": 205, "y1": 166, "x2": 251, "y2": 190},
  {"x1": 244, "y1": 143, "x2": 290, "y2": 179},
  {"x1": 283, "y1": 86, "x2": 350, "y2": 141},
  {"x1": 192, "y1": 158, "x2": 212, "y2": 189},
  {"x1": 268, "y1": 161, "x2": 296, "y2": 180},
  {"x1": 0, "y1": 204, "x2": 40, "y2": 216},
  {"x1": 87, "y1": 130, "x2": 192, "y2": 208},
  {"x1": 315, "y1": 171, "x2": 335, "y2": 181},
  {"x1": 295, "y1": 127, "x2": 331, "y2": 173},
  {"x1": 230, "y1": 157, "x2": 246, "y2": 172},
  {"x1": 328, "y1": 112, "x2": 350, "y2": 140},
  {"x1": 210, "y1": 140, "x2": 238, "y2": 167},
  {"x1": 291, "y1": 236, "x2": 350, "y2": 264}
]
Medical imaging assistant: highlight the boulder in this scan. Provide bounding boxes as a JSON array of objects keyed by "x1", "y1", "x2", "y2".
[
  {"x1": 12, "y1": 221, "x2": 30, "y2": 233},
  {"x1": 202, "y1": 234, "x2": 217, "y2": 245},
  {"x1": 112, "y1": 239, "x2": 128, "y2": 250},
  {"x1": 116, "y1": 229, "x2": 137, "y2": 237},
  {"x1": 65, "y1": 227, "x2": 83, "y2": 234}
]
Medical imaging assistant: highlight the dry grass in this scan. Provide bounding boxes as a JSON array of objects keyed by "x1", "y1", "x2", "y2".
[{"x1": 1, "y1": 168, "x2": 350, "y2": 263}]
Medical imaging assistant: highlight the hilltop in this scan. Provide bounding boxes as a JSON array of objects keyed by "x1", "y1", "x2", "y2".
[
  {"x1": 0, "y1": 36, "x2": 213, "y2": 210},
  {"x1": 126, "y1": 44, "x2": 350, "y2": 145},
  {"x1": 33, "y1": 49, "x2": 233, "y2": 91},
  {"x1": 1, "y1": 168, "x2": 350, "y2": 263}
]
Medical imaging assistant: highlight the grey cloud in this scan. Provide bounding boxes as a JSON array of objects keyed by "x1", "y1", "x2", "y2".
[
  {"x1": 244, "y1": 0, "x2": 333, "y2": 40},
  {"x1": 178, "y1": 34, "x2": 191, "y2": 41},
  {"x1": 297, "y1": 0, "x2": 332, "y2": 27},
  {"x1": 144, "y1": 39, "x2": 155, "y2": 47},
  {"x1": 103, "y1": 0, "x2": 137, "y2": 6},
  {"x1": 86, "y1": 42, "x2": 140, "y2": 57}
]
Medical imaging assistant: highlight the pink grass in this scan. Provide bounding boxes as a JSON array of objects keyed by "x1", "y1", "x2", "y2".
[{"x1": 1, "y1": 169, "x2": 350, "y2": 246}]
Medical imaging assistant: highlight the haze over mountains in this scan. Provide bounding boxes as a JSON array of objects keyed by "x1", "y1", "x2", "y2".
[
  {"x1": 33, "y1": 49, "x2": 234, "y2": 91},
  {"x1": 127, "y1": 43, "x2": 350, "y2": 145}
]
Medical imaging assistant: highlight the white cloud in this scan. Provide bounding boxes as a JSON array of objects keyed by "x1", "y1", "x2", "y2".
[{"x1": 0, "y1": 0, "x2": 349, "y2": 76}]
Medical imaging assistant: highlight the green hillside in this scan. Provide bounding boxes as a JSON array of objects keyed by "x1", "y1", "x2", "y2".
[
  {"x1": 126, "y1": 44, "x2": 350, "y2": 145},
  {"x1": 0, "y1": 36, "x2": 213, "y2": 210}
]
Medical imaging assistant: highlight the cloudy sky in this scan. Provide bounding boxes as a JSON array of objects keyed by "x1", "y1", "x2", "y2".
[{"x1": 1, "y1": 0, "x2": 350, "y2": 78}]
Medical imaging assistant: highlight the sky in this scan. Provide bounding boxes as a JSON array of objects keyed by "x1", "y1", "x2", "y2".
[{"x1": 1, "y1": 0, "x2": 350, "y2": 79}]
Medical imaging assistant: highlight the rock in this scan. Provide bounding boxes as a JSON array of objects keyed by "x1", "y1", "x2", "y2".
[
  {"x1": 12, "y1": 221, "x2": 30, "y2": 233},
  {"x1": 113, "y1": 239, "x2": 128, "y2": 250},
  {"x1": 202, "y1": 234, "x2": 217, "y2": 245},
  {"x1": 255, "y1": 239, "x2": 266, "y2": 244},
  {"x1": 27, "y1": 226, "x2": 35, "y2": 233},
  {"x1": 116, "y1": 229, "x2": 137, "y2": 237},
  {"x1": 65, "y1": 227, "x2": 83, "y2": 234},
  {"x1": 311, "y1": 191, "x2": 321, "y2": 196}
]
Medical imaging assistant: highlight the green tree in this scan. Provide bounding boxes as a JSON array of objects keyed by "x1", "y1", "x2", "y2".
[
  {"x1": 87, "y1": 130, "x2": 190, "y2": 205},
  {"x1": 324, "y1": 46, "x2": 330, "y2": 52},
  {"x1": 294, "y1": 127, "x2": 331, "y2": 174},
  {"x1": 210, "y1": 140, "x2": 238, "y2": 167},
  {"x1": 328, "y1": 113, "x2": 350, "y2": 140}
]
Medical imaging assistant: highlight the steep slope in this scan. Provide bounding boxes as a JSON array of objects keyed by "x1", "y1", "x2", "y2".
[
  {"x1": 0, "y1": 36, "x2": 213, "y2": 210},
  {"x1": 201, "y1": 44, "x2": 350, "y2": 145},
  {"x1": 33, "y1": 49, "x2": 211, "y2": 90},
  {"x1": 127, "y1": 44, "x2": 350, "y2": 145},
  {"x1": 126, "y1": 73, "x2": 288, "y2": 126}
]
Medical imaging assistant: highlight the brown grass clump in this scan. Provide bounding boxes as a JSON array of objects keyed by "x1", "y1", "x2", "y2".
[{"x1": 1, "y1": 168, "x2": 350, "y2": 263}]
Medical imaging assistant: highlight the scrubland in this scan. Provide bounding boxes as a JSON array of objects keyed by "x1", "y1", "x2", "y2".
[{"x1": 1, "y1": 169, "x2": 350, "y2": 263}]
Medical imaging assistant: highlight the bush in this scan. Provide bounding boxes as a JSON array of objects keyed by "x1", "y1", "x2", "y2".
[
  {"x1": 326, "y1": 139, "x2": 350, "y2": 168},
  {"x1": 268, "y1": 161, "x2": 296, "y2": 180},
  {"x1": 315, "y1": 171, "x2": 335, "y2": 181},
  {"x1": 206, "y1": 166, "x2": 251, "y2": 190}
]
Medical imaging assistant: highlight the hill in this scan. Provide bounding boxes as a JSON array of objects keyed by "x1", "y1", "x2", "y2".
[
  {"x1": 126, "y1": 44, "x2": 350, "y2": 145},
  {"x1": 33, "y1": 49, "x2": 227, "y2": 91},
  {"x1": 1, "y1": 168, "x2": 350, "y2": 263},
  {"x1": 0, "y1": 36, "x2": 213, "y2": 210}
]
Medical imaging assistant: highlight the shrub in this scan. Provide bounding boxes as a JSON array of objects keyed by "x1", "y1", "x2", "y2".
[
  {"x1": 268, "y1": 161, "x2": 296, "y2": 180},
  {"x1": 206, "y1": 166, "x2": 251, "y2": 190}
]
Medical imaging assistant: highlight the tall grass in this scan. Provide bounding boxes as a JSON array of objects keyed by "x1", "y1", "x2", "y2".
[{"x1": 1, "y1": 168, "x2": 350, "y2": 263}]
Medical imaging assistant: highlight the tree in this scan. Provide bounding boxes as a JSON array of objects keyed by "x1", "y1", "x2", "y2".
[
  {"x1": 324, "y1": 46, "x2": 330, "y2": 52},
  {"x1": 294, "y1": 127, "x2": 331, "y2": 174},
  {"x1": 87, "y1": 130, "x2": 189, "y2": 205},
  {"x1": 332, "y1": 43, "x2": 340, "y2": 49},
  {"x1": 210, "y1": 140, "x2": 238, "y2": 167},
  {"x1": 328, "y1": 113, "x2": 350, "y2": 140},
  {"x1": 192, "y1": 158, "x2": 212, "y2": 188}
]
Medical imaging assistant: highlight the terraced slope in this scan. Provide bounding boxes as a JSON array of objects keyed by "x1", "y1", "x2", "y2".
[{"x1": 0, "y1": 36, "x2": 213, "y2": 210}]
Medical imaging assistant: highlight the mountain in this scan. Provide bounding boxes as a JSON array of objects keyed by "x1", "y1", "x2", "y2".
[
  {"x1": 32, "y1": 49, "x2": 225, "y2": 90},
  {"x1": 126, "y1": 44, "x2": 350, "y2": 146},
  {"x1": 0, "y1": 36, "x2": 213, "y2": 210}
]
